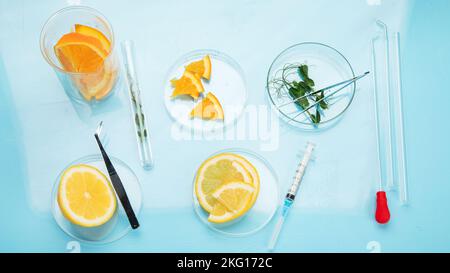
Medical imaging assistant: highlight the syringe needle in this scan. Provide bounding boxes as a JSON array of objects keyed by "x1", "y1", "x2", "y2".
[
  {"x1": 268, "y1": 215, "x2": 285, "y2": 251},
  {"x1": 268, "y1": 142, "x2": 315, "y2": 251}
]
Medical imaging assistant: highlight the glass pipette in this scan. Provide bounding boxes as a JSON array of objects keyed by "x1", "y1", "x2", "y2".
[{"x1": 268, "y1": 142, "x2": 315, "y2": 251}]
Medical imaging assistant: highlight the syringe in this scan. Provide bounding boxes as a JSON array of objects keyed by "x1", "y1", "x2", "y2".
[{"x1": 268, "y1": 142, "x2": 315, "y2": 251}]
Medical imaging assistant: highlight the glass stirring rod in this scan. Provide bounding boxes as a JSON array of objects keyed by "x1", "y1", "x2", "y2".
[
  {"x1": 268, "y1": 142, "x2": 315, "y2": 251},
  {"x1": 121, "y1": 40, "x2": 154, "y2": 170}
]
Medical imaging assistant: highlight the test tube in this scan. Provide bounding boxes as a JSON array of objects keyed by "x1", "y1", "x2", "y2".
[{"x1": 121, "y1": 40, "x2": 154, "y2": 170}]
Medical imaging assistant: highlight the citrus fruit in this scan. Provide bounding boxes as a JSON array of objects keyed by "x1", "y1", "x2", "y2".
[
  {"x1": 190, "y1": 92, "x2": 224, "y2": 120},
  {"x1": 185, "y1": 55, "x2": 212, "y2": 80},
  {"x1": 207, "y1": 202, "x2": 233, "y2": 224},
  {"x1": 74, "y1": 65, "x2": 117, "y2": 101},
  {"x1": 171, "y1": 71, "x2": 204, "y2": 99},
  {"x1": 208, "y1": 182, "x2": 255, "y2": 223},
  {"x1": 230, "y1": 154, "x2": 260, "y2": 208},
  {"x1": 195, "y1": 153, "x2": 253, "y2": 213},
  {"x1": 54, "y1": 32, "x2": 108, "y2": 73},
  {"x1": 57, "y1": 164, "x2": 117, "y2": 227},
  {"x1": 74, "y1": 24, "x2": 111, "y2": 53}
]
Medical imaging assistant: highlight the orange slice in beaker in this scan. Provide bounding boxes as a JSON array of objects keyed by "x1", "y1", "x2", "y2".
[
  {"x1": 54, "y1": 32, "x2": 108, "y2": 73},
  {"x1": 74, "y1": 24, "x2": 111, "y2": 53}
]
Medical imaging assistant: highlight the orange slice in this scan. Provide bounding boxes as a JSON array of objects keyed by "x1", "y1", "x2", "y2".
[
  {"x1": 171, "y1": 71, "x2": 204, "y2": 99},
  {"x1": 54, "y1": 32, "x2": 108, "y2": 73},
  {"x1": 185, "y1": 55, "x2": 212, "y2": 80},
  {"x1": 74, "y1": 24, "x2": 111, "y2": 53},
  {"x1": 93, "y1": 69, "x2": 117, "y2": 100},
  {"x1": 190, "y1": 92, "x2": 224, "y2": 120},
  {"x1": 74, "y1": 65, "x2": 117, "y2": 101}
]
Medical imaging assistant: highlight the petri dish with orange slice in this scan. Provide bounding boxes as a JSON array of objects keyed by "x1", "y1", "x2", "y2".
[
  {"x1": 193, "y1": 149, "x2": 279, "y2": 237},
  {"x1": 164, "y1": 50, "x2": 247, "y2": 132},
  {"x1": 40, "y1": 6, "x2": 120, "y2": 103}
]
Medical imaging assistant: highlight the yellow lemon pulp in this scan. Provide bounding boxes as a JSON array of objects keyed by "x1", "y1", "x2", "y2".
[
  {"x1": 208, "y1": 182, "x2": 254, "y2": 223},
  {"x1": 57, "y1": 164, "x2": 117, "y2": 227},
  {"x1": 195, "y1": 153, "x2": 252, "y2": 213},
  {"x1": 230, "y1": 154, "x2": 260, "y2": 208},
  {"x1": 195, "y1": 153, "x2": 260, "y2": 223}
]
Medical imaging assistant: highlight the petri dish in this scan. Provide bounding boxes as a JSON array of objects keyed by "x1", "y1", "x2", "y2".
[
  {"x1": 193, "y1": 149, "x2": 279, "y2": 237},
  {"x1": 51, "y1": 154, "x2": 142, "y2": 245},
  {"x1": 266, "y1": 42, "x2": 356, "y2": 130},
  {"x1": 164, "y1": 50, "x2": 247, "y2": 132}
]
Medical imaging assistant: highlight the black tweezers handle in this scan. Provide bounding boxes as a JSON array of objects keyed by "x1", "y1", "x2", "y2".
[{"x1": 95, "y1": 135, "x2": 140, "y2": 229}]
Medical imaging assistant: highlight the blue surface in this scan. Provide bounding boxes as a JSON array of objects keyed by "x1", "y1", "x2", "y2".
[{"x1": 1, "y1": 0, "x2": 450, "y2": 253}]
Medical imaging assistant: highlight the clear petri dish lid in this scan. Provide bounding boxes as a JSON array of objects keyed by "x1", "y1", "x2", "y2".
[
  {"x1": 164, "y1": 49, "x2": 248, "y2": 132},
  {"x1": 266, "y1": 42, "x2": 356, "y2": 130},
  {"x1": 51, "y1": 154, "x2": 142, "y2": 245},
  {"x1": 193, "y1": 149, "x2": 280, "y2": 237}
]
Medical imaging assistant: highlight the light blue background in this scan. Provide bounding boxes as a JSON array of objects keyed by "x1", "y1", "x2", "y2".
[{"x1": 1, "y1": 0, "x2": 450, "y2": 253}]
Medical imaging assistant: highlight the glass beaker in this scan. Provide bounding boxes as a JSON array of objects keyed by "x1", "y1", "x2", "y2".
[{"x1": 40, "y1": 6, "x2": 120, "y2": 104}]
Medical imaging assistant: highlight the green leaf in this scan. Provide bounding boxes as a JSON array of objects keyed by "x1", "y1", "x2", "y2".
[
  {"x1": 315, "y1": 91, "x2": 328, "y2": 110},
  {"x1": 310, "y1": 110, "x2": 321, "y2": 124},
  {"x1": 298, "y1": 65, "x2": 309, "y2": 80},
  {"x1": 289, "y1": 86, "x2": 309, "y2": 109},
  {"x1": 298, "y1": 65, "x2": 315, "y2": 87},
  {"x1": 315, "y1": 109, "x2": 321, "y2": 123},
  {"x1": 305, "y1": 78, "x2": 315, "y2": 87},
  {"x1": 135, "y1": 114, "x2": 139, "y2": 125},
  {"x1": 298, "y1": 81, "x2": 312, "y2": 92}
]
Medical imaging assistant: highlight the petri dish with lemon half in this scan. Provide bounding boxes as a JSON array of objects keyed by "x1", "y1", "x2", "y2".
[
  {"x1": 51, "y1": 155, "x2": 142, "y2": 244},
  {"x1": 193, "y1": 149, "x2": 279, "y2": 237}
]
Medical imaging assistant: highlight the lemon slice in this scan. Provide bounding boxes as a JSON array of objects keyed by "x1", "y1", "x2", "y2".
[
  {"x1": 208, "y1": 203, "x2": 233, "y2": 224},
  {"x1": 57, "y1": 164, "x2": 117, "y2": 227},
  {"x1": 230, "y1": 154, "x2": 260, "y2": 208},
  {"x1": 195, "y1": 153, "x2": 253, "y2": 213},
  {"x1": 208, "y1": 182, "x2": 254, "y2": 223}
]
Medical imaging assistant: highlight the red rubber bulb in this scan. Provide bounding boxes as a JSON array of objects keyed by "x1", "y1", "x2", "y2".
[{"x1": 375, "y1": 191, "x2": 390, "y2": 224}]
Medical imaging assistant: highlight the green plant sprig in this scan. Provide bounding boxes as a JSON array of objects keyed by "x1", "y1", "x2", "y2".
[{"x1": 270, "y1": 63, "x2": 328, "y2": 124}]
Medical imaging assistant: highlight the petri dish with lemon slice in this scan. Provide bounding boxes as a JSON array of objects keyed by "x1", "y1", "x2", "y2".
[
  {"x1": 51, "y1": 155, "x2": 142, "y2": 244},
  {"x1": 193, "y1": 149, "x2": 279, "y2": 237}
]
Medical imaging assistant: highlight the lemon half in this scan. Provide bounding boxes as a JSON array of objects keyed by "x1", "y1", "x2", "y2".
[
  {"x1": 57, "y1": 164, "x2": 117, "y2": 227},
  {"x1": 195, "y1": 153, "x2": 260, "y2": 223}
]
